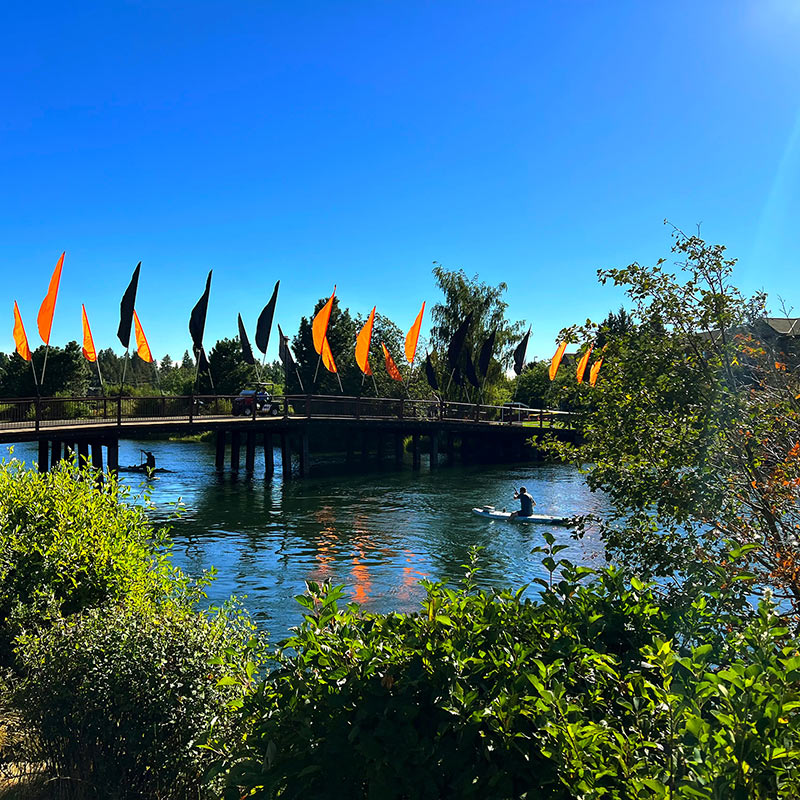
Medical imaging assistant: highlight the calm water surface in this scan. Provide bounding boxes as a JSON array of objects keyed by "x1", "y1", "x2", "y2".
[{"x1": 5, "y1": 439, "x2": 607, "y2": 638}]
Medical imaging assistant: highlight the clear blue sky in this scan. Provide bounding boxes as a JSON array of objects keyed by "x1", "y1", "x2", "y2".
[{"x1": 2, "y1": 0, "x2": 799, "y2": 363}]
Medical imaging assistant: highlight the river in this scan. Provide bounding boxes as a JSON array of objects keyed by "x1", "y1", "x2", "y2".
[{"x1": 4, "y1": 438, "x2": 606, "y2": 638}]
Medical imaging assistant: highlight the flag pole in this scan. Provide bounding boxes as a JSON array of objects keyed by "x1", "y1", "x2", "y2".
[
  {"x1": 30, "y1": 354, "x2": 40, "y2": 395},
  {"x1": 96, "y1": 358, "x2": 104, "y2": 391},
  {"x1": 121, "y1": 349, "x2": 130, "y2": 391},
  {"x1": 40, "y1": 344, "x2": 50, "y2": 385},
  {"x1": 371, "y1": 373, "x2": 379, "y2": 397}
]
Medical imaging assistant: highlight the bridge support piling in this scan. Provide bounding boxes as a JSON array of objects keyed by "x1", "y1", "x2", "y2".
[
  {"x1": 430, "y1": 432, "x2": 438, "y2": 469},
  {"x1": 78, "y1": 441, "x2": 90, "y2": 467},
  {"x1": 106, "y1": 440, "x2": 119, "y2": 474},
  {"x1": 394, "y1": 433, "x2": 404, "y2": 466},
  {"x1": 412, "y1": 433, "x2": 420, "y2": 470},
  {"x1": 230, "y1": 431, "x2": 241, "y2": 472},
  {"x1": 91, "y1": 441, "x2": 103, "y2": 473},
  {"x1": 361, "y1": 431, "x2": 369, "y2": 464},
  {"x1": 245, "y1": 432, "x2": 256, "y2": 473},
  {"x1": 281, "y1": 434, "x2": 292, "y2": 479},
  {"x1": 447, "y1": 433, "x2": 455, "y2": 464},
  {"x1": 264, "y1": 434, "x2": 274, "y2": 476},
  {"x1": 50, "y1": 440, "x2": 61, "y2": 467},
  {"x1": 346, "y1": 435, "x2": 354, "y2": 463},
  {"x1": 215, "y1": 431, "x2": 226, "y2": 472},
  {"x1": 460, "y1": 435, "x2": 470, "y2": 464},
  {"x1": 377, "y1": 433, "x2": 384, "y2": 463},
  {"x1": 299, "y1": 432, "x2": 309, "y2": 477},
  {"x1": 37, "y1": 440, "x2": 48, "y2": 473}
]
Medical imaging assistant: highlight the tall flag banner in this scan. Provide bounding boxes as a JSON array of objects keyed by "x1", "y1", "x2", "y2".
[
  {"x1": 355, "y1": 307, "x2": 376, "y2": 375},
  {"x1": 549, "y1": 340, "x2": 568, "y2": 381},
  {"x1": 478, "y1": 329, "x2": 496, "y2": 378},
  {"x1": 133, "y1": 310, "x2": 154, "y2": 363},
  {"x1": 404, "y1": 302, "x2": 425, "y2": 364},
  {"x1": 447, "y1": 313, "x2": 473, "y2": 370},
  {"x1": 238, "y1": 314, "x2": 256, "y2": 365},
  {"x1": 312, "y1": 286, "x2": 336, "y2": 355},
  {"x1": 513, "y1": 327, "x2": 531, "y2": 375},
  {"x1": 576, "y1": 344, "x2": 594, "y2": 384},
  {"x1": 197, "y1": 349, "x2": 211, "y2": 374},
  {"x1": 589, "y1": 356, "x2": 603, "y2": 387},
  {"x1": 451, "y1": 365, "x2": 463, "y2": 386},
  {"x1": 37, "y1": 251, "x2": 64, "y2": 344},
  {"x1": 117, "y1": 262, "x2": 141, "y2": 349},
  {"x1": 81, "y1": 305, "x2": 97, "y2": 362},
  {"x1": 189, "y1": 270, "x2": 213, "y2": 353},
  {"x1": 278, "y1": 324, "x2": 295, "y2": 370},
  {"x1": 321, "y1": 336, "x2": 337, "y2": 373},
  {"x1": 425, "y1": 353, "x2": 439, "y2": 391},
  {"x1": 464, "y1": 347, "x2": 480, "y2": 388},
  {"x1": 13, "y1": 302, "x2": 32, "y2": 361},
  {"x1": 255, "y1": 280, "x2": 280, "y2": 355},
  {"x1": 382, "y1": 342, "x2": 403, "y2": 381}
]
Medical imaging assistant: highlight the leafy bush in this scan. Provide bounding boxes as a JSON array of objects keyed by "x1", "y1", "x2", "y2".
[
  {"x1": 218, "y1": 550, "x2": 800, "y2": 799},
  {"x1": 0, "y1": 460, "x2": 184, "y2": 654},
  {"x1": 12, "y1": 603, "x2": 257, "y2": 800}
]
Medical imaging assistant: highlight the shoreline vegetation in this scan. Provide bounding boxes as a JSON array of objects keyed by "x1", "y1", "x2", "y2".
[{"x1": 3, "y1": 233, "x2": 800, "y2": 797}]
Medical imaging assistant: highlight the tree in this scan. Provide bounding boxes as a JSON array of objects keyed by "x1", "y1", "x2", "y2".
[
  {"x1": 555, "y1": 230, "x2": 800, "y2": 607},
  {"x1": 428, "y1": 264, "x2": 525, "y2": 401},
  {"x1": 200, "y1": 337, "x2": 259, "y2": 395},
  {"x1": 0, "y1": 343, "x2": 89, "y2": 397}
]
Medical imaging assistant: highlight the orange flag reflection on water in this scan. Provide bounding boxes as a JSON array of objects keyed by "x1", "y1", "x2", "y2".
[
  {"x1": 549, "y1": 340, "x2": 568, "y2": 381},
  {"x1": 81, "y1": 305, "x2": 97, "y2": 362},
  {"x1": 404, "y1": 301, "x2": 425, "y2": 364},
  {"x1": 13, "y1": 302, "x2": 31, "y2": 361},
  {"x1": 355, "y1": 307, "x2": 375, "y2": 375},
  {"x1": 576, "y1": 344, "x2": 593, "y2": 384}
]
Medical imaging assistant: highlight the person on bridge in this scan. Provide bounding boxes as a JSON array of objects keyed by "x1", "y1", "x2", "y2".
[{"x1": 511, "y1": 486, "x2": 535, "y2": 518}]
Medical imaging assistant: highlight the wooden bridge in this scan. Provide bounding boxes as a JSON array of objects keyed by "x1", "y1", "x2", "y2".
[{"x1": 0, "y1": 394, "x2": 577, "y2": 477}]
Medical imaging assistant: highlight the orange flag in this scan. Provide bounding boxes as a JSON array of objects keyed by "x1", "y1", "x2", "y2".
[
  {"x1": 321, "y1": 336, "x2": 337, "y2": 373},
  {"x1": 312, "y1": 286, "x2": 336, "y2": 355},
  {"x1": 576, "y1": 344, "x2": 594, "y2": 384},
  {"x1": 13, "y1": 301, "x2": 32, "y2": 361},
  {"x1": 355, "y1": 307, "x2": 375, "y2": 375},
  {"x1": 404, "y1": 301, "x2": 425, "y2": 364},
  {"x1": 81, "y1": 305, "x2": 97, "y2": 362},
  {"x1": 382, "y1": 342, "x2": 403, "y2": 381},
  {"x1": 549, "y1": 340, "x2": 568, "y2": 381},
  {"x1": 589, "y1": 356, "x2": 603, "y2": 387},
  {"x1": 133, "y1": 310, "x2": 154, "y2": 363},
  {"x1": 37, "y1": 252, "x2": 65, "y2": 345}
]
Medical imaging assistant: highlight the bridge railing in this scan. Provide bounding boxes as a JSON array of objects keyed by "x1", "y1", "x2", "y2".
[{"x1": 0, "y1": 393, "x2": 579, "y2": 432}]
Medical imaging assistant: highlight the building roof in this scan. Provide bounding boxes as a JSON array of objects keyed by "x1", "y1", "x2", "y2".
[{"x1": 762, "y1": 318, "x2": 800, "y2": 337}]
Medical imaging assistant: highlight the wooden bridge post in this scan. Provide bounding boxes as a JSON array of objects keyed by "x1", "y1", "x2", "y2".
[
  {"x1": 91, "y1": 441, "x2": 104, "y2": 473},
  {"x1": 106, "y1": 439, "x2": 119, "y2": 474},
  {"x1": 430, "y1": 432, "x2": 438, "y2": 469},
  {"x1": 346, "y1": 434, "x2": 354, "y2": 463},
  {"x1": 50, "y1": 440, "x2": 61, "y2": 468},
  {"x1": 78, "y1": 441, "x2": 90, "y2": 467},
  {"x1": 264, "y1": 433, "x2": 274, "y2": 476},
  {"x1": 376, "y1": 433, "x2": 384, "y2": 463},
  {"x1": 361, "y1": 430, "x2": 369, "y2": 464},
  {"x1": 446, "y1": 433, "x2": 455, "y2": 464},
  {"x1": 394, "y1": 433, "x2": 404, "y2": 465},
  {"x1": 37, "y1": 440, "x2": 49, "y2": 473},
  {"x1": 412, "y1": 433, "x2": 420, "y2": 470},
  {"x1": 215, "y1": 431, "x2": 226, "y2": 471},
  {"x1": 230, "y1": 431, "x2": 241, "y2": 472},
  {"x1": 245, "y1": 431, "x2": 256, "y2": 472},
  {"x1": 299, "y1": 432, "x2": 309, "y2": 477},
  {"x1": 281, "y1": 434, "x2": 292, "y2": 479}
]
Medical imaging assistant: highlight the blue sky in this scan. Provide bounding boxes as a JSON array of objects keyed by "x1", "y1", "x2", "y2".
[{"x1": 2, "y1": 0, "x2": 800, "y2": 363}]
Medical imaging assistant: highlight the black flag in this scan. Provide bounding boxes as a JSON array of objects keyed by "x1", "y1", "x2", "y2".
[
  {"x1": 478, "y1": 329, "x2": 496, "y2": 378},
  {"x1": 277, "y1": 323, "x2": 295, "y2": 369},
  {"x1": 513, "y1": 327, "x2": 531, "y2": 375},
  {"x1": 117, "y1": 262, "x2": 141, "y2": 349},
  {"x1": 196, "y1": 348, "x2": 210, "y2": 374},
  {"x1": 425, "y1": 353, "x2": 439, "y2": 391},
  {"x1": 255, "y1": 280, "x2": 280, "y2": 355},
  {"x1": 447, "y1": 312, "x2": 473, "y2": 370},
  {"x1": 464, "y1": 347, "x2": 480, "y2": 388},
  {"x1": 452, "y1": 365, "x2": 464, "y2": 386},
  {"x1": 189, "y1": 271, "x2": 213, "y2": 353},
  {"x1": 238, "y1": 314, "x2": 256, "y2": 365}
]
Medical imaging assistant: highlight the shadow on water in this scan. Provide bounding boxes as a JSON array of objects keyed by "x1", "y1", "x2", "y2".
[{"x1": 4, "y1": 439, "x2": 607, "y2": 638}]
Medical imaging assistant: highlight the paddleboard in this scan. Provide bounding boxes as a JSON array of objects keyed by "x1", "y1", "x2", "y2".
[{"x1": 472, "y1": 506, "x2": 570, "y2": 525}]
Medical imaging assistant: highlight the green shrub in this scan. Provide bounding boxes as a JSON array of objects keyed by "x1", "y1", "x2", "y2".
[
  {"x1": 12, "y1": 603, "x2": 257, "y2": 800},
  {"x1": 0, "y1": 460, "x2": 186, "y2": 654},
  {"x1": 218, "y1": 552, "x2": 800, "y2": 799}
]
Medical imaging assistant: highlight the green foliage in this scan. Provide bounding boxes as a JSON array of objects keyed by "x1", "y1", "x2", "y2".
[
  {"x1": 0, "y1": 342, "x2": 89, "y2": 398},
  {"x1": 217, "y1": 550, "x2": 800, "y2": 799}
]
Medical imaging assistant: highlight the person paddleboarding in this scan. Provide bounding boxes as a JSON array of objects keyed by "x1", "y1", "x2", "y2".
[{"x1": 510, "y1": 486, "x2": 536, "y2": 518}]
